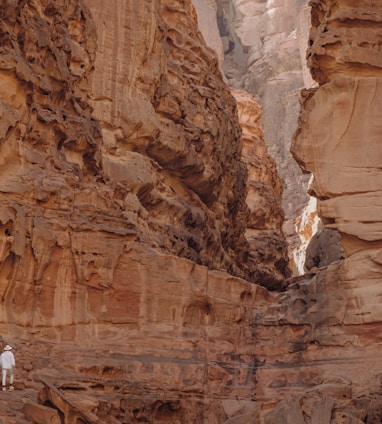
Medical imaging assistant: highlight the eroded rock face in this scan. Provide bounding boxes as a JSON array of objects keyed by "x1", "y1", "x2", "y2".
[
  {"x1": 292, "y1": 0, "x2": 382, "y2": 255},
  {"x1": 0, "y1": 0, "x2": 289, "y2": 422},
  {"x1": 209, "y1": 0, "x2": 313, "y2": 265},
  {"x1": 1, "y1": 0, "x2": 381, "y2": 423},
  {"x1": 84, "y1": 0, "x2": 270, "y2": 284},
  {"x1": 233, "y1": 89, "x2": 290, "y2": 289},
  {"x1": 0, "y1": 0, "x2": 289, "y2": 331},
  {"x1": 11, "y1": 244, "x2": 382, "y2": 423}
]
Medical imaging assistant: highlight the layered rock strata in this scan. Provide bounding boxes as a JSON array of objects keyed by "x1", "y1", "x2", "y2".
[
  {"x1": 0, "y1": 0, "x2": 381, "y2": 423},
  {"x1": 8, "y1": 245, "x2": 382, "y2": 423},
  {"x1": 0, "y1": 0, "x2": 289, "y2": 336},
  {"x1": 292, "y1": 0, "x2": 382, "y2": 255},
  {"x1": 0, "y1": 0, "x2": 290, "y2": 422}
]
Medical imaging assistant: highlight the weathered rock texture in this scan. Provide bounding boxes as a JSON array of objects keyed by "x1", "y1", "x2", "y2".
[
  {"x1": 0, "y1": 0, "x2": 381, "y2": 423},
  {"x1": 0, "y1": 0, "x2": 290, "y2": 422},
  {"x1": 233, "y1": 89, "x2": 289, "y2": 289},
  {"x1": 203, "y1": 0, "x2": 314, "y2": 268},
  {"x1": 292, "y1": 0, "x2": 382, "y2": 255},
  {"x1": 0, "y1": 0, "x2": 290, "y2": 313},
  {"x1": 86, "y1": 0, "x2": 288, "y2": 287}
]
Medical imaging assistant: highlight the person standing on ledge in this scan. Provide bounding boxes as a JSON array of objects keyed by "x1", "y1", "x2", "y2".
[{"x1": 1, "y1": 345, "x2": 15, "y2": 391}]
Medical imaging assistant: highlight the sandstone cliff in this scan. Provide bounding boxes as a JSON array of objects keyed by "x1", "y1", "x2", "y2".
[
  {"x1": 0, "y1": 0, "x2": 381, "y2": 423},
  {"x1": 0, "y1": 0, "x2": 289, "y2": 329},
  {"x1": 197, "y1": 0, "x2": 313, "y2": 269},
  {"x1": 0, "y1": 0, "x2": 289, "y2": 422},
  {"x1": 292, "y1": 0, "x2": 382, "y2": 257},
  {"x1": 0, "y1": 0, "x2": 246, "y2": 286},
  {"x1": 233, "y1": 89, "x2": 289, "y2": 290}
]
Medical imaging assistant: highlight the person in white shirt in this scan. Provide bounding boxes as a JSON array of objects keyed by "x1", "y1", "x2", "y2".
[{"x1": 0, "y1": 345, "x2": 15, "y2": 391}]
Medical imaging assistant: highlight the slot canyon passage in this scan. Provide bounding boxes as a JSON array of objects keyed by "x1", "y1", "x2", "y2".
[{"x1": 0, "y1": 0, "x2": 381, "y2": 422}]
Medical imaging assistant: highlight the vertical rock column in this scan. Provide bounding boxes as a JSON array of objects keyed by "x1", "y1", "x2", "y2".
[{"x1": 292, "y1": 0, "x2": 382, "y2": 256}]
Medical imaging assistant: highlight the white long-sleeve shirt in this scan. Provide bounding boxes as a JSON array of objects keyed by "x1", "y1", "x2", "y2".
[{"x1": 1, "y1": 351, "x2": 15, "y2": 369}]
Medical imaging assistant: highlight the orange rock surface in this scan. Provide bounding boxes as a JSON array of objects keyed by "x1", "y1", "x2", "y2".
[
  {"x1": 292, "y1": 0, "x2": 382, "y2": 256},
  {"x1": 233, "y1": 89, "x2": 289, "y2": 289},
  {"x1": 0, "y1": 0, "x2": 288, "y2": 422},
  {"x1": 0, "y1": 0, "x2": 381, "y2": 423}
]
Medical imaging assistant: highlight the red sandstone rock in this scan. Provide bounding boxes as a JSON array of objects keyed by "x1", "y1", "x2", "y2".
[
  {"x1": 0, "y1": 0, "x2": 289, "y2": 422},
  {"x1": 195, "y1": 0, "x2": 313, "y2": 269},
  {"x1": 292, "y1": 1, "x2": 382, "y2": 255},
  {"x1": 0, "y1": 0, "x2": 381, "y2": 423},
  {"x1": 233, "y1": 89, "x2": 290, "y2": 289}
]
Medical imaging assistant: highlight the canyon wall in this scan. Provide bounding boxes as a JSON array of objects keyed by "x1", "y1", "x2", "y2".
[
  {"x1": 210, "y1": 0, "x2": 314, "y2": 269},
  {"x1": 0, "y1": 0, "x2": 381, "y2": 423},
  {"x1": 0, "y1": 0, "x2": 289, "y2": 332},
  {"x1": 292, "y1": 0, "x2": 382, "y2": 257},
  {"x1": 0, "y1": 0, "x2": 288, "y2": 422},
  {"x1": 193, "y1": 0, "x2": 345, "y2": 275}
]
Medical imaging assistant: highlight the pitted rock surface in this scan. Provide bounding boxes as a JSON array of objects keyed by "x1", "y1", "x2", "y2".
[{"x1": 0, "y1": 0, "x2": 381, "y2": 423}]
